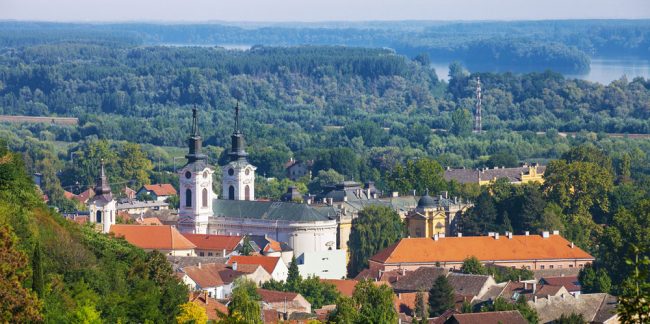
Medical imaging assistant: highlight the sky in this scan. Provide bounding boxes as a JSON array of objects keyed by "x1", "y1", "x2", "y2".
[{"x1": 1, "y1": 0, "x2": 649, "y2": 22}]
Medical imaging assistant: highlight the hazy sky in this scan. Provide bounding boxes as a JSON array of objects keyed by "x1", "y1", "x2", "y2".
[{"x1": 1, "y1": 0, "x2": 649, "y2": 22}]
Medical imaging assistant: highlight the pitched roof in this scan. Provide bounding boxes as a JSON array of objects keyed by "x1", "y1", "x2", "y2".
[
  {"x1": 227, "y1": 255, "x2": 281, "y2": 275},
  {"x1": 532, "y1": 268, "x2": 581, "y2": 280},
  {"x1": 531, "y1": 293, "x2": 618, "y2": 323},
  {"x1": 183, "y1": 234, "x2": 243, "y2": 251},
  {"x1": 444, "y1": 165, "x2": 546, "y2": 184},
  {"x1": 448, "y1": 310, "x2": 528, "y2": 324},
  {"x1": 110, "y1": 225, "x2": 196, "y2": 250},
  {"x1": 370, "y1": 235, "x2": 593, "y2": 264},
  {"x1": 248, "y1": 235, "x2": 292, "y2": 253},
  {"x1": 190, "y1": 292, "x2": 228, "y2": 320},
  {"x1": 166, "y1": 255, "x2": 229, "y2": 272},
  {"x1": 183, "y1": 263, "x2": 261, "y2": 287},
  {"x1": 64, "y1": 190, "x2": 76, "y2": 200},
  {"x1": 446, "y1": 273, "x2": 492, "y2": 298},
  {"x1": 394, "y1": 292, "x2": 425, "y2": 316},
  {"x1": 142, "y1": 183, "x2": 177, "y2": 196},
  {"x1": 213, "y1": 200, "x2": 331, "y2": 222},
  {"x1": 321, "y1": 279, "x2": 358, "y2": 297},
  {"x1": 258, "y1": 289, "x2": 300, "y2": 303},
  {"x1": 136, "y1": 217, "x2": 163, "y2": 225},
  {"x1": 75, "y1": 188, "x2": 95, "y2": 203},
  {"x1": 540, "y1": 276, "x2": 581, "y2": 292},
  {"x1": 391, "y1": 267, "x2": 449, "y2": 292}
]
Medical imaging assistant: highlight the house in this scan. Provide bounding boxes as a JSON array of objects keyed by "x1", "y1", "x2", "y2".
[
  {"x1": 227, "y1": 255, "x2": 289, "y2": 282},
  {"x1": 122, "y1": 186, "x2": 136, "y2": 200},
  {"x1": 74, "y1": 188, "x2": 95, "y2": 204},
  {"x1": 445, "y1": 310, "x2": 528, "y2": 324},
  {"x1": 529, "y1": 293, "x2": 618, "y2": 324},
  {"x1": 183, "y1": 234, "x2": 244, "y2": 258},
  {"x1": 137, "y1": 184, "x2": 177, "y2": 202},
  {"x1": 539, "y1": 276, "x2": 582, "y2": 296},
  {"x1": 258, "y1": 289, "x2": 311, "y2": 317},
  {"x1": 116, "y1": 199, "x2": 169, "y2": 214},
  {"x1": 134, "y1": 214, "x2": 163, "y2": 225},
  {"x1": 285, "y1": 158, "x2": 313, "y2": 181},
  {"x1": 181, "y1": 262, "x2": 271, "y2": 299},
  {"x1": 446, "y1": 273, "x2": 498, "y2": 302},
  {"x1": 405, "y1": 192, "x2": 469, "y2": 238},
  {"x1": 109, "y1": 224, "x2": 196, "y2": 256},
  {"x1": 444, "y1": 163, "x2": 545, "y2": 186},
  {"x1": 391, "y1": 267, "x2": 449, "y2": 293},
  {"x1": 189, "y1": 291, "x2": 228, "y2": 321},
  {"x1": 498, "y1": 281, "x2": 570, "y2": 302},
  {"x1": 296, "y1": 249, "x2": 347, "y2": 279},
  {"x1": 367, "y1": 232, "x2": 594, "y2": 277},
  {"x1": 248, "y1": 235, "x2": 294, "y2": 265},
  {"x1": 393, "y1": 292, "x2": 424, "y2": 317}
]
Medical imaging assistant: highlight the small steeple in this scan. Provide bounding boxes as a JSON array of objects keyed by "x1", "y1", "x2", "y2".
[
  {"x1": 229, "y1": 102, "x2": 248, "y2": 162},
  {"x1": 94, "y1": 159, "x2": 112, "y2": 197},
  {"x1": 186, "y1": 106, "x2": 207, "y2": 164}
]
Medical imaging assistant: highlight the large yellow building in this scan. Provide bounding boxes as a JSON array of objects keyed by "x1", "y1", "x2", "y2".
[
  {"x1": 444, "y1": 163, "x2": 545, "y2": 186},
  {"x1": 405, "y1": 192, "x2": 470, "y2": 238}
]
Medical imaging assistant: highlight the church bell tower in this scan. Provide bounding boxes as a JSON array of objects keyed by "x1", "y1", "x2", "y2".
[
  {"x1": 87, "y1": 159, "x2": 117, "y2": 233},
  {"x1": 178, "y1": 107, "x2": 214, "y2": 234},
  {"x1": 222, "y1": 103, "x2": 256, "y2": 201}
]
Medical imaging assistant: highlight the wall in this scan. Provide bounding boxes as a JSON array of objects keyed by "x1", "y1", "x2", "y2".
[{"x1": 297, "y1": 249, "x2": 347, "y2": 279}]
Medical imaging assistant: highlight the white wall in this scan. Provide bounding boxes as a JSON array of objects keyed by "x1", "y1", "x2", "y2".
[{"x1": 297, "y1": 250, "x2": 347, "y2": 279}]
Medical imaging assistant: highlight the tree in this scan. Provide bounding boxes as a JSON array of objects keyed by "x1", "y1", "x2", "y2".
[
  {"x1": 348, "y1": 205, "x2": 403, "y2": 277},
  {"x1": 428, "y1": 275, "x2": 454, "y2": 316},
  {"x1": 70, "y1": 304, "x2": 102, "y2": 324},
  {"x1": 228, "y1": 279, "x2": 261, "y2": 324},
  {"x1": 0, "y1": 226, "x2": 42, "y2": 323},
  {"x1": 616, "y1": 245, "x2": 650, "y2": 324},
  {"x1": 450, "y1": 108, "x2": 473, "y2": 137},
  {"x1": 238, "y1": 236, "x2": 254, "y2": 256},
  {"x1": 328, "y1": 296, "x2": 358, "y2": 324},
  {"x1": 415, "y1": 291, "x2": 429, "y2": 322},
  {"x1": 353, "y1": 280, "x2": 397, "y2": 324},
  {"x1": 578, "y1": 264, "x2": 611, "y2": 293},
  {"x1": 556, "y1": 313, "x2": 586, "y2": 324},
  {"x1": 118, "y1": 142, "x2": 153, "y2": 187},
  {"x1": 384, "y1": 158, "x2": 446, "y2": 197},
  {"x1": 461, "y1": 256, "x2": 487, "y2": 275},
  {"x1": 32, "y1": 240, "x2": 44, "y2": 298},
  {"x1": 286, "y1": 255, "x2": 302, "y2": 291},
  {"x1": 308, "y1": 169, "x2": 344, "y2": 193},
  {"x1": 176, "y1": 302, "x2": 208, "y2": 324}
]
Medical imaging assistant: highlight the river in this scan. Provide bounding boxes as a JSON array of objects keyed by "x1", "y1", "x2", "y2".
[{"x1": 431, "y1": 57, "x2": 650, "y2": 85}]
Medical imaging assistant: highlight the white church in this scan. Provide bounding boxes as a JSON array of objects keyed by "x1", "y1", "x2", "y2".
[{"x1": 176, "y1": 106, "x2": 345, "y2": 279}]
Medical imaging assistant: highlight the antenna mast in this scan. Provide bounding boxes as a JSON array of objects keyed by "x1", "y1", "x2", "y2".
[{"x1": 474, "y1": 76, "x2": 482, "y2": 133}]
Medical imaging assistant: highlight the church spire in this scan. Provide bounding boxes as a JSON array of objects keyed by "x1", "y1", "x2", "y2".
[
  {"x1": 186, "y1": 106, "x2": 207, "y2": 164},
  {"x1": 229, "y1": 102, "x2": 248, "y2": 162},
  {"x1": 94, "y1": 159, "x2": 112, "y2": 197}
]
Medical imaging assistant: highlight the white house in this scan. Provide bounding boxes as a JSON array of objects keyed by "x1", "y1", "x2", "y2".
[
  {"x1": 227, "y1": 255, "x2": 289, "y2": 282},
  {"x1": 181, "y1": 262, "x2": 271, "y2": 299}
]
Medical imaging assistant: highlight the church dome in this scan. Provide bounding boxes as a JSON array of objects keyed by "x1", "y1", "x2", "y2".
[{"x1": 417, "y1": 194, "x2": 437, "y2": 209}]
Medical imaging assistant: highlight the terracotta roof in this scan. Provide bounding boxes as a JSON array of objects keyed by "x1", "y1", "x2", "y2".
[
  {"x1": 183, "y1": 234, "x2": 243, "y2": 251},
  {"x1": 391, "y1": 267, "x2": 448, "y2": 292},
  {"x1": 142, "y1": 183, "x2": 177, "y2": 196},
  {"x1": 75, "y1": 188, "x2": 95, "y2": 203},
  {"x1": 448, "y1": 310, "x2": 528, "y2": 324},
  {"x1": 227, "y1": 255, "x2": 281, "y2": 275},
  {"x1": 540, "y1": 276, "x2": 581, "y2": 292},
  {"x1": 136, "y1": 217, "x2": 163, "y2": 225},
  {"x1": 183, "y1": 263, "x2": 260, "y2": 287},
  {"x1": 72, "y1": 216, "x2": 88, "y2": 225},
  {"x1": 190, "y1": 292, "x2": 228, "y2": 320},
  {"x1": 321, "y1": 279, "x2": 358, "y2": 297},
  {"x1": 64, "y1": 190, "x2": 76, "y2": 200},
  {"x1": 110, "y1": 225, "x2": 196, "y2": 250},
  {"x1": 531, "y1": 293, "x2": 618, "y2": 323},
  {"x1": 394, "y1": 292, "x2": 425, "y2": 316},
  {"x1": 370, "y1": 235, "x2": 593, "y2": 264},
  {"x1": 258, "y1": 289, "x2": 300, "y2": 303}
]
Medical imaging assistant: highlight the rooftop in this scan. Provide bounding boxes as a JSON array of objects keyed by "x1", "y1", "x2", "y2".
[
  {"x1": 182, "y1": 234, "x2": 243, "y2": 251},
  {"x1": 448, "y1": 310, "x2": 528, "y2": 324},
  {"x1": 227, "y1": 255, "x2": 281, "y2": 275},
  {"x1": 320, "y1": 279, "x2": 358, "y2": 297},
  {"x1": 531, "y1": 293, "x2": 618, "y2": 323},
  {"x1": 213, "y1": 199, "x2": 332, "y2": 222},
  {"x1": 109, "y1": 225, "x2": 195, "y2": 250},
  {"x1": 182, "y1": 262, "x2": 261, "y2": 287},
  {"x1": 391, "y1": 267, "x2": 449, "y2": 292},
  {"x1": 258, "y1": 289, "x2": 300, "y2": 303},
  {"x1": 141, "y1": 183, "x2": 177, "y2": 196},
  {"x1": 370, "y1": 234, "x2": 593, "y2": 264},
  {"x1": 540, "y1": 276, "x2": 581, "y2": 292}
]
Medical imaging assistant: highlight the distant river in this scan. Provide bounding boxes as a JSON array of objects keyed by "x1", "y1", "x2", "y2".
[{"x1": 431, "y1": 57, "x2": 650, "y2": 85}]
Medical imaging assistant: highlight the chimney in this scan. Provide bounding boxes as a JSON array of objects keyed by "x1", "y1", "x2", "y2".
[
  {"x1": 552, "y1": 230, "x2": 560, "y2": 235},
  {"x1": 508, "y1": 232, "x2": 513, "y2": 239},
  {"x1": 434, "y1": 234, "x2": 439, "y2": 241},
  {"x1": 532, "y1": 283, "x2": 537, "y2": 293},
  {"x1": 542, "y1": 231, "x2": 550, "y2": 238},
  {"x1": 524, "y1": 282, "x2": 528, "y2": 290},
  {"x1": 401, "y1": 268, "x2": 406, "y2": 276},
  {"x1": 232, "y1": 262, "x2": 238, "y2": 271},
  {"x1": 525, "y1": 231, "x2": 530, "y2": 236},
  {"x1": 570, "y1": 242, "x2": 574, "y2": 249},
  {"x1": 534, "y1": 295, "x2": 537, "y2": 303},
  {"x1": 198, "y1": 262, "x2": 202, "y2": 269},
  {"x1": 439, "y1": 233, "x2": 445, "y2": 238},
  {"x1": 205, "y1": 290, "x2": 209, "y2": 304},
  {"x1": 223, "y1": 249, "x2": 226, "y2": 257},
  {"x1": 495, "y1": 233, "x2": 499, "y2": 240},
  {"x1": 343, "y1": 196, "x2": 348, "y2": 202},
  {"x1": 488, "y1": 232, "x2": 495, "y2": 237},
  {"x1": 457, "y1": 233, "x2": 463, "y2": 237},
  {"x1": 328, "y1": 198, "x2": 333, "y2": 205}
]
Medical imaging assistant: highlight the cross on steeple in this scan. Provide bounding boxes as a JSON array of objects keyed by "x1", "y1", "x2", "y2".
[
  {"x1": 191, "y1": 106, "x2": 200, "y2": 137},
  {"x1": 234, "y1": 101, "x2": 240, "y2": 133}
]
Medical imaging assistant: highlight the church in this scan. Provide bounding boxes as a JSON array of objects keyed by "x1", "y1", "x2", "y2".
[{"x1": 176, "y1": 106, "x2": 345, "y2": 279}]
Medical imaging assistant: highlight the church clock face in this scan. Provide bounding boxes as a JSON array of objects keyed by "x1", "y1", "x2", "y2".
[
  {"x1": 185, "y1": 171, "x2": 192, "y2": 179},
  {"x1": 245, "y1": 168, "x2": 250, "y2": 175},
  {"x1": 228, "y1": 168, "x2": 234, "y2": 176}
]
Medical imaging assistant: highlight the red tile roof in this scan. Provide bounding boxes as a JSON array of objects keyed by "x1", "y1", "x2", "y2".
[
  {"x1": 110, "y1": 225, "x2": 196, "y2": 250},
  {"x1": 190, "y1": 292, "x2": 228, "y2": 320},
  {"x1": 143, "y1": 184, "x2": 177, "y2": 196},
  {"x1": 64, "y1": 190, "x2": 76, "y2": 200},
  {"x1": 371, "y1": 235, "x2": 593, "y2": 264},
  {"x1": 183, "y1": 263, "x2": 260, "y2": 287},
  {"x1": 75, "y1": 188, "x2": 95, "y2": 203},
  {"x1": 183, "y1": 234, "x2": 243, "y2": 251},
  {"x1": 258, "y1": 289, "x2": 300, "y2": 303},
  {"x1": 321, "y1": 279, "x2": 358, "y2": 297},
  {"x1": 227, "y1": 255, "x2": 281, "y2": 275},
  {"x1": 137, "y1": 217, "x2": 163, "y2": 225},
  {"x1": 394, "y1": 292, "x2": 425, "y2": 315},
  {"x1": 541, "y1": 276, "x2": 581, "y2": 292}
]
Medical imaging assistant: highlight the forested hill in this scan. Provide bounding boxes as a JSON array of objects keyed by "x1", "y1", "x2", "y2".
[
  {"x1": 0, "y1": 142, "x2": 188, "y2": 322},
  {"x1": 3, "y1": 20, "x2": 650, "y2": 73}
]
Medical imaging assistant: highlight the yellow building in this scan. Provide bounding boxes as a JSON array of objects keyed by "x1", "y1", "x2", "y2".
[
  {"x1": 444, "y1": 164, "x2": 546, "y2": 186},
  {"x1": 405, "y1": 193, "x2": 470, "y2": 238}
]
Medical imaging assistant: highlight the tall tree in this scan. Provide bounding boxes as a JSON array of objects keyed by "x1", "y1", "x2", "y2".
[
  {"x1": 450, "y1": 108, "x2": 473, "y2": 137},
  {"x1": 461, "y1": 256, "x2": 487, "y2": 275},
  {"x1": 348, "y1": 205, "x2": 403, "y2": 277},
  {"x1": 353, "y1": 280, "x2": 398, "y2": 324},
  {"x1": 286, "y1": 255, "x2": 302, "y2": 292},
  {"x1": 428, "y1": 275, "x2": 454, "y2": 316},
  {"x1": 578, "y1": 264, "x2": 611, "y2": 293},
  {"x1": 328, "y1": 296, "x2": 358, "y2": 324},
  {"x1": 228, "y1": 279, "x2": 261, "y2": 324},
  {"x1": 415, "y1": 291, "x2": 429, "y2": 322},
  {"x1": 175, "y1": 302, "x2": 208, "y2": 324},
  {"x1": 31, "y1": 240, "x2": 44, "y2": 298}
]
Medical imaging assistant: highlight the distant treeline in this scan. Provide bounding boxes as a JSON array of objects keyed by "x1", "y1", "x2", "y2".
[{"x1": 2, "y1": 20, "x2": 650, "y2": 73}]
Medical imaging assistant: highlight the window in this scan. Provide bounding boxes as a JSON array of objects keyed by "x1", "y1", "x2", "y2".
[
  {"x1": 228, "y1": 168, "x2": 234, "y2": 176},
  {"x1": 245, "y1": 185, "x2": 250, "y2": 200},
  {"x1": 96, "y1": 210, "x2": 102, "y2": 223},
  {"x1": 203, "y1": 171, "x2": 208, "y2": 178},
  {"x1": 245, "y1": 168, "x2": 250, "y2": 175},
  {"x1": 185, "y1": 171, "x2": 192, "y2": 179},
  {"x1": 540, "y1": 265, "x2": 545, "y2": 269},
  {"x1": 199, "y1": 252, "x2": 204, "y2": 256},
  {"x1": 185, "y1": 189, "x2": 192, "y2": 207},
  {"x1": 569, "y1": 265, "x2": 574, "y2": 268},
  {"x1": 228, "y1": 186, "x2": 235, "y2": 200},
  {"x1": 202, "y1": 188, "x2": 208, "y2": 207},
  {"x1": 550, "y1": 265, "x2": 554, "y2": 269},
  {"x1": 208, "y1": 252, "x2": 213, "y2": 256}
]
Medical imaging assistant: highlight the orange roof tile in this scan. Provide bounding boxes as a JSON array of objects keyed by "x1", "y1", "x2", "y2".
[
  {"x1": 371, "y1": 235, "x2": 593, "y2": 264},
  {"x1": 143, "y1": 184, "x2": 177, "y2": 196},
  {"x1": 183, "y1": 234, "x2": 243, "y2": 251},
  {"x1": 110, "y1": 225, "x2": 196, "y2": 250},
  {"x1": 190, "y1": 292, "x2": 228, "y2": 320},
  {"x1": 321, "y1": 279, "x2": 358, "y2": 297},
  {"x1": 136, "y1": 217, "x2": 163, "y2": 225},
  {"x1": 64, "y1": 190, "x2": 76, "y2": 200},
  {"x1": 183, "y1": 263, "x2": 259, "y2": 287},
  {"x1": 75, "y1": 188, "x2": 95, "y2": 203},
  {"x1": 394, "y1": 292, "x2": 425, "y2": 315},
  {"x1": 227, "y1": 255, "x2": 281, "y2": 275},
  {"x1": 258, "y1": 289, "x2": 300, "y2": 303}
]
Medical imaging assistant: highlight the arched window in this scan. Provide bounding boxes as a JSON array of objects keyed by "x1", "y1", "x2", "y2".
[
  {"x1": 96, "y1": 211, "x2": 102, "y2": 223},
  {"x1": 185, "y1": 189, "x2": 192, "y2": 207},
  {"x1": 245, "y1": 185, "x2": 250, "y2": 201},
  {"x1": 228, "y1": 185, "x2": 235, "y2": 200},
  {"x1": 202, "y1": 188, "x2": 208, "y2": 207}
]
